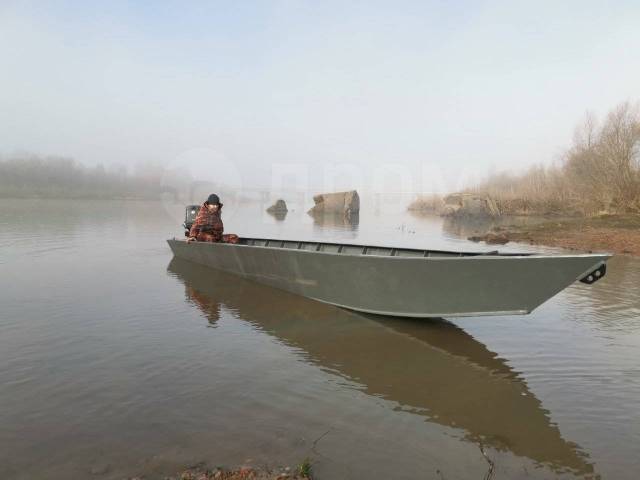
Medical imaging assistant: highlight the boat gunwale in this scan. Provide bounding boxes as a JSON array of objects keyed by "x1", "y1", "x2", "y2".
[
  {"x1": 169, "y1": 237, "x2": 612, "y2": 262},
  {"x1": 307, "y1": 294, "x2": 531, "y2": 318}
]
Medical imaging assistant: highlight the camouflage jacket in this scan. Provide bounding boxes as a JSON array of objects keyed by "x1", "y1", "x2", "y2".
[{"x1": 189, "y1": 203, "x2": 224, "y2": 242}]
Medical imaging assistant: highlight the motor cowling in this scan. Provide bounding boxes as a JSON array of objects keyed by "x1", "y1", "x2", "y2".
[{"x1": 183, "y1": 205, "x2": 200, "y2": 236}]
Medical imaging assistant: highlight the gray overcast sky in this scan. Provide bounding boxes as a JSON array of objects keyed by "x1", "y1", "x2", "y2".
[{"x1": 1, "y1": 1, "x2": 639, "y2": 193}]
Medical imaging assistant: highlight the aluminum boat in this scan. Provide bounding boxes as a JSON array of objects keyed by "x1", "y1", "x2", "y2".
[{"x1": 167, "y1": 235, "x2": 610, "y2": 318}]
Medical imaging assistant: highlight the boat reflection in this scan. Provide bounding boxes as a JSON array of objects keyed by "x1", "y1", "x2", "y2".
[{"x1": 167, "y1": 258, "x2": 594, "y2": 476}]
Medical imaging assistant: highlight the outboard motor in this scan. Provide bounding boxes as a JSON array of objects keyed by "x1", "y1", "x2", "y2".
[{"x1": 183, "y1": 205, "x2": 200, "y2": 236}]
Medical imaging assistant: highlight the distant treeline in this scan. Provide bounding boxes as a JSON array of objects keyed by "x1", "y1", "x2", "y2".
[
  {"x1": 0, "y1": 154, "x2": 165, "y2": 199},
  {"x1": 410, "y1": 101, "x2": 640, "y2": 216}
]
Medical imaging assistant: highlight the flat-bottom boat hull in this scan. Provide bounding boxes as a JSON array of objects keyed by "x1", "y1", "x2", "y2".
[{"x1": 167, "y1": 239, "x2": 609, "y2": 318}]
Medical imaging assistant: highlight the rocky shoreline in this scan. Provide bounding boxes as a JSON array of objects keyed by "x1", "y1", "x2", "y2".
[
  {"x1": 126, "y1": 462, "x2": 312, "y2": 480},
  {"x1": 467, "y1": 215, "x2": 640, "y2": 256}
]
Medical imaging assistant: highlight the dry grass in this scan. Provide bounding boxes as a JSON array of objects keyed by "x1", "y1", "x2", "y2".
[
  {"x1": 409, "y1": 101, "x2": 640, "y2": 217},
  {"x1": 472, "y1": 101, "x2": 640, "y2": 216}
]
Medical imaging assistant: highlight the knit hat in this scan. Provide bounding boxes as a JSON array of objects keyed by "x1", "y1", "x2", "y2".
[{"x1": 206, "y1": 193, "x2": 221, "y2": 205}]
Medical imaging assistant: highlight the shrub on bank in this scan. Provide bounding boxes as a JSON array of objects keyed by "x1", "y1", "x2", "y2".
[{"x1": 410, "y1": 101, "x2": 640, "y2": 217}]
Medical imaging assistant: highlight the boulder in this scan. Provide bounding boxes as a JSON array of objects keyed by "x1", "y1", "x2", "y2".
[
  {"x1": 266, "y1": 199, "x2": 288, "y2": 213},
  {"x1": 308, "y1": 190, "x2": 360, "y2": 217},
  {"x1": 441, "y1": 193, "x2": 500, "y2": 218}
]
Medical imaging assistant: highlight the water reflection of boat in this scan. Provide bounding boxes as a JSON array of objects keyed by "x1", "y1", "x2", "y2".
[{"x1": 167, "y1": 258, "x2": 594, "y2": 476}]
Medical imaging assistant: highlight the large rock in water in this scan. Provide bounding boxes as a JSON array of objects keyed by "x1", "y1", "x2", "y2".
[
  {"x1": 308, "y1": 190, "x2": 360, "y2": 217},
  {"x1": 441, "y1": 193, "x2": 500, "y2": 218},
  {"x1": 266, "y1": 199, "x2": 288, "y2": 213}
]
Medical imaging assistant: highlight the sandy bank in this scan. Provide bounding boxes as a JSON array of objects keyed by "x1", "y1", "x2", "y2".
[{"x1": 468, "y1": 215, "x2": 640, "y2": 256}]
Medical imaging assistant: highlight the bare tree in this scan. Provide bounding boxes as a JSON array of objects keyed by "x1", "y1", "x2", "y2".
[{"x1": 466, "y1": 100, "x2": 640, "y2": 215}]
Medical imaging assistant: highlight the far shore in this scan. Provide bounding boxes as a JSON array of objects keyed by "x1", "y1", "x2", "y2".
[
  {"x1": 466, "y1": 214, "x2": 640, "y2": 256},
  {"x1": 0, "y1": 194, "x2": 161, "y2": 201},
  {"x1": 2, "y1": 194, "x2": 638, "y2": 255}
]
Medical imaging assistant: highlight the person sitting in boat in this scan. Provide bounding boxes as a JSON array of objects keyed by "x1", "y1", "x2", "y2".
[{"x1": 187, "y1": 194, "x2": 239, "y2": 244}]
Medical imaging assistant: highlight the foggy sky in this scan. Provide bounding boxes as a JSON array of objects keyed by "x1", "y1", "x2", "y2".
[{"x1": 1, "y1": 1, "x2": 639, "y2": 193}]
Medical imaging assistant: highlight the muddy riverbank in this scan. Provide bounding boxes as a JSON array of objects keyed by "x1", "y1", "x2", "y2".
[
  {"x1": 127, "y1": 462, "x2": 312, "y2": 480},
  {"x1": 468, "y1": 215, "x2": 640, "y2": 255}
]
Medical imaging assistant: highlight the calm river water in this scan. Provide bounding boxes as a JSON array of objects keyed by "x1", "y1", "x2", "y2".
[{"x1": 1, "y1": 199, "x2": 638, "y2": 479}]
